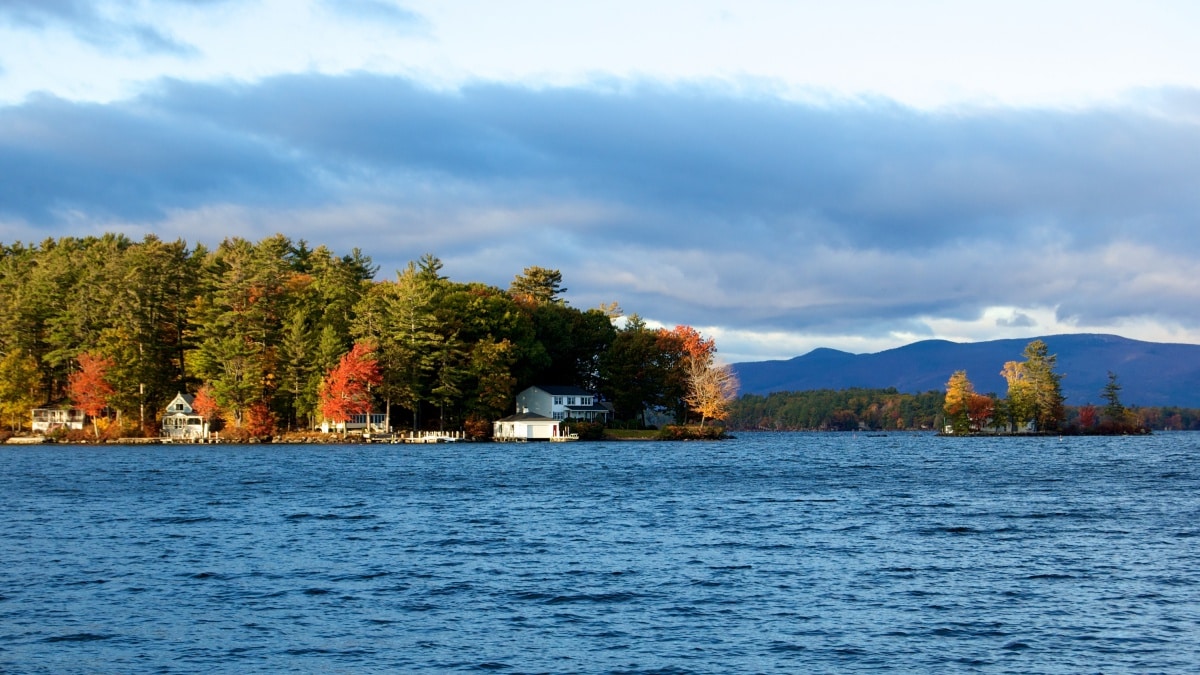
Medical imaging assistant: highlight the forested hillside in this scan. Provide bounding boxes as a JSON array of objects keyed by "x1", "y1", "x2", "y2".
[{"x1": 0, "y1": 233, "x2": 714, "y2": 436}]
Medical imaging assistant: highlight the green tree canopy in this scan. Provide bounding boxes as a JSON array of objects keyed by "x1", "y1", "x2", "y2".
[{"x1": 509, "y1": 266, "x2": 567, "y2": 305}]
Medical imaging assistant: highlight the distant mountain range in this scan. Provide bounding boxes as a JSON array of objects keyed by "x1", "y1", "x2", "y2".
[{"x1": 732, "y1": 334, "x2": 1200, "y2": 408}]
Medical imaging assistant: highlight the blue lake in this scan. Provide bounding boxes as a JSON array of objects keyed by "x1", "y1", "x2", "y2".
[{"x1": 2, "y1": 432, "x2": 1199, "y2": 673}]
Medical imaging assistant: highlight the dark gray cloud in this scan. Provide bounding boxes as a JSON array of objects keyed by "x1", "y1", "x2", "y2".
[
  {"x1": 0, "y1": 93, "x2": 312, "y2": 222},
  {"x1": 0, "y1": 0, "x2": 199, "y2": 55},
  {"x1": 138, "y1": 75, "x2": 1200, "y2": 250},
  {"x1": 2, "y1": 73, "x2": 1199, "y2": 344}
]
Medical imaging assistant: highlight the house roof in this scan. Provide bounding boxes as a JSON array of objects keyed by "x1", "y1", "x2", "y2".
[
  {"x1": 495, "y1": 412, "x2": 557, "y2": 423},
  {"x1": 169, "y1": 392, "x2": 196, "y2": 406},
  {"x1": 525, "y1": 385, "x2": 594, "y2": 396}
]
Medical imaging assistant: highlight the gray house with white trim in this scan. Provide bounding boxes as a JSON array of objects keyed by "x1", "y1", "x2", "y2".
[{"x1": 514, "y1": 385, "x2": 611, "y2": 422}]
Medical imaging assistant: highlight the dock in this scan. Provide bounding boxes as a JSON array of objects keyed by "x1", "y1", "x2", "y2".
[{"x1": 388, "y1": 430, "x2": 469, "y2": 444}]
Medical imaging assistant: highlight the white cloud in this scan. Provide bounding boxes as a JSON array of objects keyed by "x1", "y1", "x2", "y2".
[{"x1": 4, "y1": 1, "x2": 1200, "y2": 107}]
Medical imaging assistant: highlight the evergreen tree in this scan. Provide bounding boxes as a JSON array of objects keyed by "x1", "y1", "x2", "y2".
[
  {"x1": 188, "y1": 238, "x2": 292, "y2": 427},
  {"x1": 509, "y1": 266, "x2": 567, "y2": 304},
  {"x1": 1101, "y1": 371, "x2": 1126, "y2": 423},
  {"x1": 1001, "y1": 340, "x2": 1065, "y2": 432},
  {"x1": 277, "y1": 306, "x2": 321, "y2": 429},
  {"x1": 1022, "y1": 339, "x2": 1065, "y2": 431},
  {"x1": 600, "y1": 316, "x2": 678, "y2": 425}
]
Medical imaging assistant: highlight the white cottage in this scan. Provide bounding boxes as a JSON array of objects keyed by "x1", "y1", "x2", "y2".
[
  {"x1": 161, "y1": 393, "x2": 208, "y2": 440},
  {"x1": 31, "y1": 408, "x2": 85, "y2": 433}
]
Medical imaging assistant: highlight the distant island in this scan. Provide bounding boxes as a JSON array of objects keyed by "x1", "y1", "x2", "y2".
[{"x1": 729, "y1": 336, "x2": 1200, "y2": 433}]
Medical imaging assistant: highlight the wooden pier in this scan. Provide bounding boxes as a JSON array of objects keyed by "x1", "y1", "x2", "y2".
[{"x1": 388, "y1": 430, "x2": 469, "y2": 444}]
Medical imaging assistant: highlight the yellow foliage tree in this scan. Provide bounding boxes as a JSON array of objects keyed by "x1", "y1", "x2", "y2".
[
  {"x1": 0, "y1": 351, "x2": 40, "y2": 431},
  {"x1": 684, "y1": 357, "x2": 740, "y2": 427},
  {"x1": 943, "y1": 370, "x2": 975, "y2": 433}
]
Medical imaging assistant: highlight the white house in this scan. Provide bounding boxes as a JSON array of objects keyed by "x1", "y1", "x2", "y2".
[
  {"x1": 31, "y1": 408, "x2": 85, "y2": 433},
  {"x1": 161, "y1": 393, "x2": 208, "y2": 440},
  {"x1": 493, "y1": 411, "x2": 568, "y2": 441},
  {"x1": 514, "y1": 385, "x2": 611, "y2": 422}
]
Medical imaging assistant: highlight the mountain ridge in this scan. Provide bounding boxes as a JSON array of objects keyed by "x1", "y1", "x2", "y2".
[{"x1": 732, "y1": 334, "x2": 1200, "y2": 407}]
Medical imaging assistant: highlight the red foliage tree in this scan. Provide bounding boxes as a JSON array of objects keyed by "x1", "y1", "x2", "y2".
[
  {"x1": 319, "y1": 342, "x2": 383, "y2": 430},
  {"x1": 1077, "y1": 404, "x2": 1097, "y2": 429},
  {"x1": 966, "y1": 393, "x2": 995, "y2": 432},
  {"x1": 192, "y1": 384, "x2": 220, "y2": 423},
  {"x1": 67, "y1": 352, "x2": 116, "y2": 439},
  {"x1": 245, "y1": 400, "x2": 276, "y2": 439}
]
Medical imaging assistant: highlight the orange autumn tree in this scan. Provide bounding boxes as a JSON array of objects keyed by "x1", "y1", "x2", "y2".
[
  {"x1": 192, "y1": 384, "x2": 220, "y2": 426},
  {"x1": 666, "y1": 324, "x2": 716, "y2": 364},
  {"x1": 944, "y1": 370, "x2": 994, "y2": 433},
  {"x1": 319, "y1": 341, "x2": 382, "y2": 433},
  {"x1": 68, "y1": 352, "x2": 116, "y2": 439}
]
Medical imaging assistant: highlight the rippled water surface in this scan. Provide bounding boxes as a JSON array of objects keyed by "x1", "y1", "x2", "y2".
[{"x1": 2, "y1": 433, "x2": 1199, "y2": 673}]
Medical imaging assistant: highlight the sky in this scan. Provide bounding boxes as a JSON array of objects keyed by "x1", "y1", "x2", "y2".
[{"x1": 2, "y1": 0, "x2": 1200, "y2": 363}]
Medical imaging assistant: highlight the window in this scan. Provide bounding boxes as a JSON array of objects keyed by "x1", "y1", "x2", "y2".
[
  {"x1": 553, "y1": 396, "x2": 563, "y2": 405},
  {"x1": 567, "y1": 397, "x2": 576, "y2": 405}
]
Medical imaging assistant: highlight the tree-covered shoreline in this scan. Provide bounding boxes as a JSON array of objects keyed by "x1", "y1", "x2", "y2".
[
  {"x1": 727, "y1": 387, "x2": 946, "y2": 431},
  {"x1": 0, "y1": 233, "x2": 736, "y2": 439}
]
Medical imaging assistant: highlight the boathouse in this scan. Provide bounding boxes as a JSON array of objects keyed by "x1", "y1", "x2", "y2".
[{"x1": 493, "y1": 411, "x2": 564, "y2": 441}]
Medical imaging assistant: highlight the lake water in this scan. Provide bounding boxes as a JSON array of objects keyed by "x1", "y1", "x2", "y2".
[{"x1": 2, "y1": 432, "x2": 1198, "y2": 673}]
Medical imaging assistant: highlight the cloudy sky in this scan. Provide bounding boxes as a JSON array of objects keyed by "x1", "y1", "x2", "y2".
[{"x1": 2, "y1": 0, "x2": 1199, "y2": 362}]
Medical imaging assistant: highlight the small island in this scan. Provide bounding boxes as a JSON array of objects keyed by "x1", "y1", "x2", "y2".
[{"x1": 941, "y1": 339, "x2": 1149, "y2": 436}]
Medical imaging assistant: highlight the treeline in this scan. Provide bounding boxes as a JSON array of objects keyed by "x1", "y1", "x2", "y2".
[
  {"x1": 727, "y1": 387, "x2": 1200, "y2": 432},
  {"x1": 727, "y1": 388, "x2": 946, "y2": 431},
  {"x1": 0, "y1": 233, "x2": 716, "y2": 436},
  {"x1": 1122, "y1": 406, "x2": 1200, "y2": 431}
]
